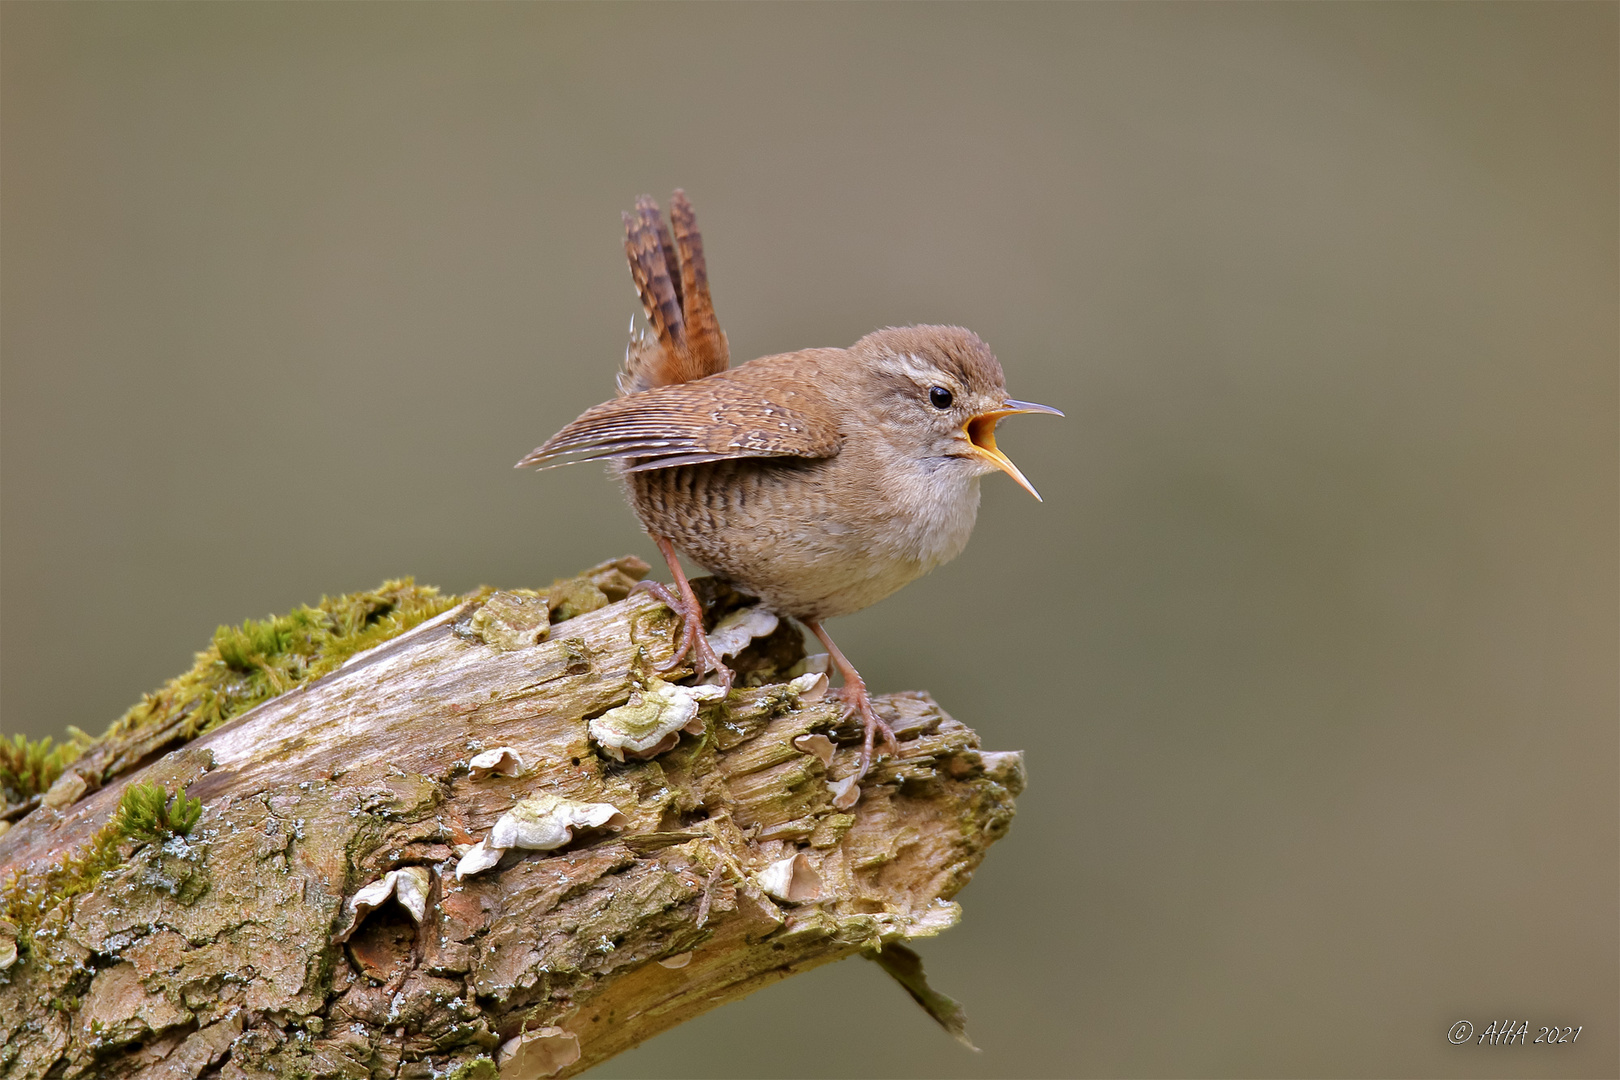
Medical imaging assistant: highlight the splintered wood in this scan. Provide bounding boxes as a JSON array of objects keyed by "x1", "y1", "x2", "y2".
[{"x1": 0, "y1": 571, "x2": 1022, "y2": 1079}]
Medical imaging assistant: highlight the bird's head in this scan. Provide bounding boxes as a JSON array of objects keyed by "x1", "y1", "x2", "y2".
[{"x1": 853, "y1": 325, "x2": 1062, "y2": 500}]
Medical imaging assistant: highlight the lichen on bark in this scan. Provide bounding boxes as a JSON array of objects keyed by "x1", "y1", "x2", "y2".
[{"x1": 0, "y1": 558, "x2": 1022, "y2": 1079}]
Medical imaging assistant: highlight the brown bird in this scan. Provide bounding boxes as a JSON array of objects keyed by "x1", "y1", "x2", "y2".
[{"x1": 519, "y1": 192, "x2": 1060, "y2": 776}]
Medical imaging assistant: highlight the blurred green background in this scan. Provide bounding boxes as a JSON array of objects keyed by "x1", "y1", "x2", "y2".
[{"x1": 2, "y1": 3, "x2": 1615, "y2": 1077}]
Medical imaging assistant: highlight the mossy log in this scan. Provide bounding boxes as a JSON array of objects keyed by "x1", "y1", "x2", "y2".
[{"x1": 0, "y1": 559, "x2": 1023, "y2": 1079}]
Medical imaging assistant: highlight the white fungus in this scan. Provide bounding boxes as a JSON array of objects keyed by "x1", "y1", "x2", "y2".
[
  {"x1": 755, "y1": 852, "x2": 823, "y2": 904},
  {"x1": 338, "y1": 866, "x2": 432, "y2": 940},
  {"x1": 588, "y1": 677, "x2": 725, "y2": 761},
  {"x1": 455, "y1": 794, "x2": 627, "y2": 879},
  {"x1": 791, "y1": 732, "x2": 837, "y2": 766},
  {"x1": 454, "y1": 839, "x2": 505, "y2": 880},
  {"x1": 467, "y1": 746, "x2": 526, "y2": 780},
  {"x1": 497, "y1": 1026, "x2": 581, "y2": 1079},
  {"x1": 489, "y1": 793, "x2": 627, "y2": 851},
  {"x1": 787, "y1": 672, "x2": 830, "y2": 703},
  {"x1": 705, "y1": 606, "x2": 780, "y2": 659},
  {"x1": 827, "y1": 775, "x2": 861, "y2": 811}
]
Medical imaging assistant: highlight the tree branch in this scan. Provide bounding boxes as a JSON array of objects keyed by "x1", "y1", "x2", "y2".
[{"x1": 0, "y1": 559, "x2": 1023, "y2": 1079}]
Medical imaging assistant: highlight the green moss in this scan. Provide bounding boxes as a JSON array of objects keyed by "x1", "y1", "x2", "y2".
[
  {"x1": 0, "y1": 579, "x2": 456, "y2": 940},
  {"x1": 109, "y1": 578, "x2": 460, "y2": 745},
  {"x1": 11, "y1": 566, "x2": 650, "y2": 815},
  {"x1": 0, "y1": 581, "x2": 458, "y2": 819},
  {"x1": 0, "y1": 731, "x2": 91, "y2": 804},
  {"x1": 0, "y1": 562, "x2": 646, "y2": 950},
  {"x1": 112, "y1": 780, "x2": 203, "y2": 844},
  {"x1": 1, "y1": 779, "x2": 206, "y2": 945},
  {"x1": 444, "y1": 1058, "x2": 499, "y2": 1080}
]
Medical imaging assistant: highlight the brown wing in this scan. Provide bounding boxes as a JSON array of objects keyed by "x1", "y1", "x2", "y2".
[
  {"x1": 516, "y1": 369, "x2": 840, "y2": 472},
  {"x1": 618, "y1": 192, "x2": 729, "y2": 394}
]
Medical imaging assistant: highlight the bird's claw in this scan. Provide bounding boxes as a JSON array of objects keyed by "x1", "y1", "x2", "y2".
[
  {"x1": 631, "y1": 579, "x2": 734, "y2": 692},
  {"x1": 831, "y1": 682, "x2": 899, "y2": 780}
]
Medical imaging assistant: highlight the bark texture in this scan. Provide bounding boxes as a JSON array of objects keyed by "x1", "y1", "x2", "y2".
[{"x1": 0, "y1": 562, "x2": 1023, "y2": 1080}]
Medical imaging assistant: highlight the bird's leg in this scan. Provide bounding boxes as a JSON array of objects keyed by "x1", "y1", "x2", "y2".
[
  {"x1": 631, "y1": 534, "x2": 733, "y2": 691},
  {"x1": 804, "y1": 619, "x2": 899, "y2": 780}
]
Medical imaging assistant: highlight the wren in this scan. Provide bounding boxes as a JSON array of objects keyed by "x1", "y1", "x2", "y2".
[{"x1": 519, "y1": 192, "x2": 1060, "y2": 777}]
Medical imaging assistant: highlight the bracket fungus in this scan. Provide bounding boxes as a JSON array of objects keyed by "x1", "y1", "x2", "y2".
[
  {"x1": 456, "y1": 590, "x2": 551, "y2": 651},
  {"x1": 786, "y1": 671, "x2": 830, "y2": 703},
  {"x1": 456, "y1": 793, "x2": 628, "y2": 879},
  {"x1": 827, "y1": 774, "x2": 862, "y2": 811},
  {"x1": 498, "y1": 1027, "x2": 582, "y2": 1080},
  {"x1": 335, "y1": 865, "x2": 432, "y2": 942},
  {"x1": 705, "y1": 605, "x2": 781, "y2": 659},
  {"x1": 467, "y1": 746, "x2": 526, "y2": 780},
  {"x1": 791, "y1": 732, "x2": 837, "y2": 765},
  {"x1": 454, "y1": 839, "x2": 506, "y2": 880},
  {"x1": 588, "y1": 677, "x2": 725, "y2": 761},
  {"x1": 755, "y1": 852, "x2": 824, "y2": 904}
]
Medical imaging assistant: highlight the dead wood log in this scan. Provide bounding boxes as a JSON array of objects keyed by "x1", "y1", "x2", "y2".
[{"x1": 0, "y1": 559, "x2": 1023, "y2": 1079}]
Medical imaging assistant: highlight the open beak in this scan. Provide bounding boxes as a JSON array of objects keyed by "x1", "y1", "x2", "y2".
[{"x1": 963, "y1": 399, "x2": 1064, "y2": 502}]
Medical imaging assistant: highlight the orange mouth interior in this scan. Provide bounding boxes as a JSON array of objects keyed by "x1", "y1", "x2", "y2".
[{"x1": 965, "y1": 414, "x2": 1042, "y2": 500}]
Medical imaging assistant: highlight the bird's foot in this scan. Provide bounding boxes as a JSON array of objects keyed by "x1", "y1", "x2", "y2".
[
  {"x1": 830, "y1": 679, "x2": 900, "y2": 781},
  {"x1": 632, "y1": 579, "x2": 734, "y2": 692},
  {"x1": 803, "y1": 617, "x2": 899, "y2": 781}
]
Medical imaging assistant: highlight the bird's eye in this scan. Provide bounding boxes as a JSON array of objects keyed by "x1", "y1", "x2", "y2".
[{"x1": 929, "y1": 386, "x2": 953, "y2": 410}]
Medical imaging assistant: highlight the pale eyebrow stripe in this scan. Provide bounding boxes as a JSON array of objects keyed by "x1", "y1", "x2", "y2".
[{"x1": 871, "y1": 352, "x2": 962, "y2": 390}]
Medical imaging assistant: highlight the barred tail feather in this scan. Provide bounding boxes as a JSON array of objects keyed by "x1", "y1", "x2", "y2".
[{"x1": 616, "y1": 192, "x2": 730, "y2": 395}]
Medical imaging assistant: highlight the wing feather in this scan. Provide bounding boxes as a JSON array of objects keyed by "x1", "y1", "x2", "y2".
[{"x1": 517, "y1": 372, "x2": 839, "y2": 471}]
